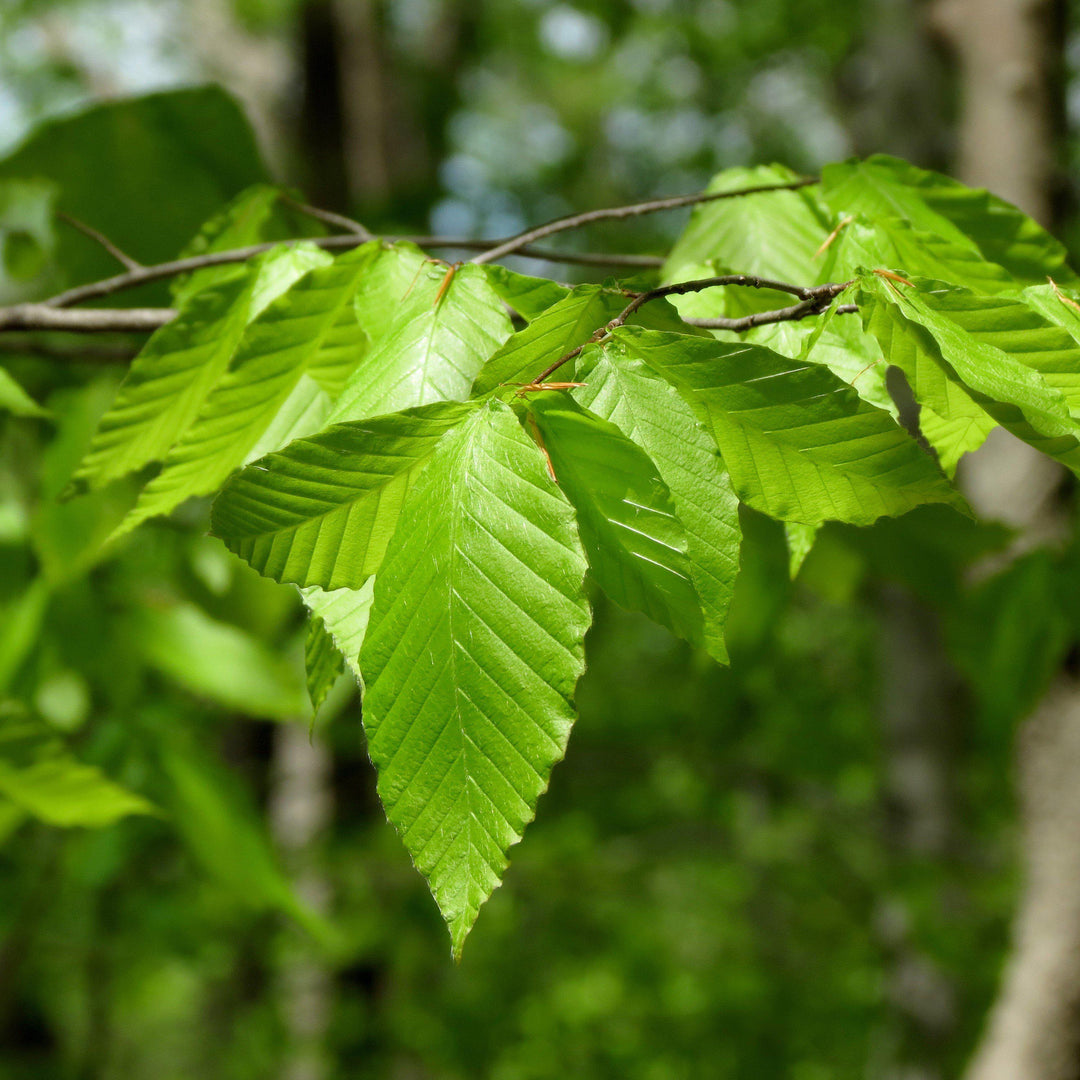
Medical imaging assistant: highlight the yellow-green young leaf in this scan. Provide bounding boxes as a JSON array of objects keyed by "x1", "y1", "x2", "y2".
[
  {"x1": 305, "y1": 613, "x2": 345, "y2": 713},
  {"x1": 114, "y1": 243, "x2": 385, "y2": 535},
  {"x1": 527, "y1": 392, "x2": 704, "y2": 649},
  {"x1": 1021, "y1": 282, "x2": 1080, "y2": 352},
  {"x1": 469, "y1": 284, "x2": 629, "y2": 396},
  {"x1": 0, "y1": 755, "x2": 156, "y2": 827},
  {"x1": 481, "y1": 264, "x2": 571, "y2": 321},
  {"x1": 829, "y1": 217, "x2": 1016, "y2": 295},
  {"x1": 796, "y1": 303, "x2": 896, "y2": 417},
  {"x1": 859, "y1": 275, "x2": 1080, "y2": 472},
  {"x1": 858, "y1": 285, "x2": 995, "y2": 474},
  {"x1": 821, "y1": 155, "x2": 1078, "y2": 285},
  {"x1": 211, "y1": 401, "x2": 478, "y2": 589},
  {"x1": 300, "y1": 580, "x2": 374, "y2": 685},
  {"x1": 360, "y1": 400, "x2": 590, "y2": 958},
  {"x1": 572, "y1": 342, "x2": 740, "y2": 663},
  {"x1": 663, "y1": 164, "x2": 832, "y2": 293},
  {"x1": 170, "y1": 184, "x2": 307, "y2": 305},
  {"x1": 616, "y1": 327, "x2": 964, "y2": 527},
  {"x1": 329, "y1": 262, "x2": 512, "y2": 423},
  {"x1": 73, "y1": 243, "x2": 331, "y2": 493}
]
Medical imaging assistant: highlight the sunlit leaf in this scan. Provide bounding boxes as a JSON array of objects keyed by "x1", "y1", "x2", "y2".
[
  {"x1": 617, "y1": 327, "x2": 964, "y2": 526},
  {"x1": 361, "y1": 400, "x2": 589, "y2": 957},
  {"x1": 572, "y1": 341, "x2": 741, "y2": 662},
  {"x1": 211, "y1": 401, "x2": 477, "y2": 589},
  {"x1": 527, "y1": 392, "x2": 704, "y2": 648},
  {"x1": 115, "y1": 243, "x2": 384, "y2": 534},
  {"x1": 330, "y1": 262, "x2": 512, "y2": 422},
  {"x1": 73, "y1": 243, "x2": 330, "y2": 492},
  {"x1": 822, "y1": 155, "x2": 1077, "y2": 284}
]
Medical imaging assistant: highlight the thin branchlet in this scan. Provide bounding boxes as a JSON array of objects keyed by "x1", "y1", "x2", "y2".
[
  {"x1": 530, "y1": 276, "x2": 854, "y2": 384},
  {"x1": 469, "y1": 178, "x2": 818, "y2": 265},
  {"x1": 0, "y1": 187, "x2": 841, "y2": 341}
]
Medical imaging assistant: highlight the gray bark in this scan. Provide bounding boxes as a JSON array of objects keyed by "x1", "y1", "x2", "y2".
[
  {"x1": 269, "y1": 722, "x2": 334, "y2": 1080},
  {"x1": 965, "y1": 681, "x2": 1080, "y2": 1080},
  {"x1": 931, "y1": 2, "x2": 1078, "y2": 1078}
]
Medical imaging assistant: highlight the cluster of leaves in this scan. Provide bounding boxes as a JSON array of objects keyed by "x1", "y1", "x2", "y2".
[{"x1": 7, "y1": 91, "x2": 1080, "y2": 953}]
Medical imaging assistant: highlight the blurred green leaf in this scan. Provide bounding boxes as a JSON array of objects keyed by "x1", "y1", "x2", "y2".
[
  {"x1": 0, "y1": 365, "x2": 49, "y2": 418},
  {"x1": 0, "y1": 177, "x2": 56, "y2": 281},
  {"x1": 0, "y1": 87, "x2": 268, "y2": 293},
  {"x1": 134, "y1": 602, "x2": 308, "y2": 720},
  {"x1": 0, "y1": 754, "x2": 156, "y2": 827}
]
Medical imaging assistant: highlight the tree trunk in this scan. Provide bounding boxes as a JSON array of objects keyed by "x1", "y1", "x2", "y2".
[
  {"x1": 269, "y1": 722, "x2": 333, "y2": 1080},
  {"x1": 930, "y1": 3, "x2": 1078, "y2": 1078}
]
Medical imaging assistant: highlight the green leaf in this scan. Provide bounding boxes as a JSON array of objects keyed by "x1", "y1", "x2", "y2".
[
  {"x1": 0, "y1": 178, "x2": 56, "y2": 282},
  {"x1": 115, "y1": 243, "x2": 384, "y2": 534},
  {"x1": 663, "y1": 164, "x2": 832, "y2": 298},
  {"x1": 617, "y1": 327, "x2": 964, "y2": 526},
  {"x1": 0, "y1": 755, "x2": 156, "y2": 827},
  {"x1": 947, "y1": 550, "x2": 1071, "y2": 730},
  {"x1": 305, "y1": 614, "x2": 345, "y2": 713},
  {"x1": 0, "y1": 367, "x2": 49, "y2": 418},
  {"x1": 211, "y1": 401, "x2": 477, "y2": 589},
  {"x1": 0, "y1": 579, "x2": 50, "y2": 694},
  {"x1": 571, "y1": 343, "x2": 740, "y2": 662},
  {"x1": 301, "y1": 580, "x2": 374, "y2": 685},
  {"x1": 470, "y1": 284, "x2": 628, "y2": 396},
  {"x1": 858, "y1": 285, "x2": 996, "y2": 474},
  {"x1": 1020, "y1": 281, "x2": 1080, "y2": 345},
  {"x1": 784, "y1": 522, "x2": 819, "y2": 578},
  {"x1": 134, "y1": 603, "x2": 309, "y2": 720},
  {"x1": 74, "y1": 243, "x2": 330, "y2": 493},
  {"x1": 360, "y1": 400, "x2": 590, "y2": 957},
  {"x1": 482, "y1": 264, "x2": 571, "y2": 320},
  {"x1": 159, "y1": 739, "x2": 334, "y2": 945},
  {"x1": 859, "y1": 274, "x2": 1080, "y2": 471},
  {"x1": 329, "y1": 262, "x2": 512, "y2": 423},
  {"x1": 821, "y1": 155, "x2": 1077, "y2": 285},
  {"x1": 170, "y1": 183, "x2": 314, "y2": 306},
  {"x1": 0, "y1": 87, "x2": 269, "y2": 291},
  {"x1": 831, "y1": 217, "x2": 1015, "y2": 295},
  {"x1": 528, "y1": 393, "x2": 703, "y2": 646},
  {"x1": 797, "y1": 304, "x2": 895, "y2": 416}
]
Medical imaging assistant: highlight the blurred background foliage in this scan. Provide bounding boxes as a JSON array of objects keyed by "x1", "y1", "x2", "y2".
[{"x1": 1, "y1": 1, "x2": 1078, "y2": 1078}]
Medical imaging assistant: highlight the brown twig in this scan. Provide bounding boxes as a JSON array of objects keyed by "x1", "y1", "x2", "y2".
[
  {"x1": 469, "y1": 178, "x2": 818, "y2": 266},
  {"x1": 530, "y1": 275, "x2": 854, "y2": 384},
  {"x1": 278, "y1": 194, "x2": 373, "y2": 239},
  {"x1": 685, "y1": 299, "x2": 860, "y2": 330},
  {"x1": 57, "y1": 212, "x2": 142, "y2": 271},
  {"x1": 37, "y1": 236, "x2": 659, "y2": 312}
]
